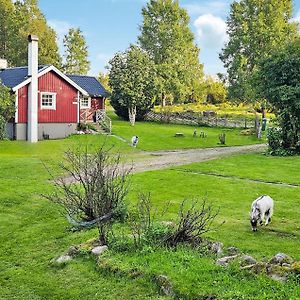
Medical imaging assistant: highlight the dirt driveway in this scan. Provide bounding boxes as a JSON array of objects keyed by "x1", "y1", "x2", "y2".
[{"x1": 129, "y1": 144, "x2": 266, "y2": 173}]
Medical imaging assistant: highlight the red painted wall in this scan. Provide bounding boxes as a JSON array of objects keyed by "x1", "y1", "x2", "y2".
[
  {"x1": 18, "y1": 71, "x2": 78, "y2": 123},
  {"x1": 18, "y1": 85, "x2": 28, "y2": 123}
]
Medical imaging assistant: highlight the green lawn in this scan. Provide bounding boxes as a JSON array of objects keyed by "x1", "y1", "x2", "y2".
[
  {"x1": 110, "y1": 114, "x2": 264, "y2": 151},
  {"x1": 176, "y1": 152, "x2": 300, "y2": 186},
  {"x1": 129, "y1": 163, "x2": 300, "y2": 259},
  {"x1": 1, "y1": 128, "x2": 300, "y2": 299}
]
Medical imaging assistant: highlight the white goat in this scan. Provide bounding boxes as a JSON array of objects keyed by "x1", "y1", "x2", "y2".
[{"x1": 250, "y1": 195, "x2": 274, "y2": 231}]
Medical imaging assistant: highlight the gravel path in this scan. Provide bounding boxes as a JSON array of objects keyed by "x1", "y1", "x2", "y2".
[
  {"x1": 61, "y1": 144, "x2": 266, "y2": 184},
  {"x1": 129, "y1": 144, "x2": 267, "y2": 173}
]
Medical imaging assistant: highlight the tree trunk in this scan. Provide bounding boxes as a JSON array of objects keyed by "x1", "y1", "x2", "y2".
[
  {"x1": 255, "y1": 113, "x2": 262, "y2": 139},
  {"x1": 161, "y1": 93, "x2": 166, "y2": 107},
  {"x1": 128, "y1": 106, "x2": 136, "y2": 126}
]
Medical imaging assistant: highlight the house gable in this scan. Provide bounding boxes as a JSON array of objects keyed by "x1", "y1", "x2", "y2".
[
  {"x1": 10, "y1": 65, "x2": 88, "y2": 96},
  {"x1": 18, "y1": 70, "x2": 80, "y2": 124}
]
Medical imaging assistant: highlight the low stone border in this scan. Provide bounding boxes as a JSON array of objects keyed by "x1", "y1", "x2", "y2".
[{"x1": 213, "y1": 244, "x2": 299, "y2": 283}]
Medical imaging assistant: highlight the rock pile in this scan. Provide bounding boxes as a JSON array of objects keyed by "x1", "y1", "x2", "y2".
[{"x1": 214, "y1": 245, "x2": 298, "y2": 283}]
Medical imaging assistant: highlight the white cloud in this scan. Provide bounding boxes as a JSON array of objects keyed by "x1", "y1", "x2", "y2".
[
  {"x1": 96, "y1": 53, "x2": 112, "y2": 62},
  {"x1": 184, "y1": 1, "x2": 228, "y2": 17},
  {"x1": 294, "y1": 10, "x2": 300, "y2": 22},
  {"x1": 194, "y1": 14, "x2": 228, "y2": 49}
]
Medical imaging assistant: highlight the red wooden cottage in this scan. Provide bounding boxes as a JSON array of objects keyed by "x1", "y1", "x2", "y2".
[{"x1": 0, "y1": 35, "x2": 108, "y2": 142}]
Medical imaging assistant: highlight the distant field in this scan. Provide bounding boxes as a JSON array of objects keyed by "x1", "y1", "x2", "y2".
[
  {"x1": 110, "y1": 113, "x2": 264, "y2": 151},
  {"x1": 152, "y1": 102, "x2": 275, "y2": 119}
]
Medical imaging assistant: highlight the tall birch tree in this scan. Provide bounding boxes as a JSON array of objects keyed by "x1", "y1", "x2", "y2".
[
  {"x1": 138, "y1": 0, "x2": 203, "y2": 105},
  {"x1": 63, "y1": 28, "x2": 90, "y2": 75}
]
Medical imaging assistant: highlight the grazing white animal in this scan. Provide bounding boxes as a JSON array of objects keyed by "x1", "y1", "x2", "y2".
[
  {"x1": 131, "y1": 135, "x2": 139, "y2": 147},
  {"x1": 250, "y1": 195, "x2": 274, "y2": 231}
]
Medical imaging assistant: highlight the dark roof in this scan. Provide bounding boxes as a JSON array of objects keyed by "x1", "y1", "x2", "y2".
[
  {"x1": 0, "y1": 65, "x2": 49, "y2": 88},
  {"x1": 0, "y1": 65, "x2": 109, "y2": 98},
  {"x1": 68, "y1": 75, "x2": 109, "y2": 98}
]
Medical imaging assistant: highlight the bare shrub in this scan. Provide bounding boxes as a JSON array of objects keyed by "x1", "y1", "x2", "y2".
[
  {"x1": 45, "y1": 145, "x2": 131, "y2": 244},
  {"x1": 128, "y1": 194, "x2": 219, "y2": 249},
  {"x1": 165, "y1": 199, "x2": 219, "y2": 247}
]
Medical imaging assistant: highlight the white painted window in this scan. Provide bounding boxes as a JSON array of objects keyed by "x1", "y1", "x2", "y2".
[
  {"x1": 41, "y1": 92, "x2": 56, "y2": 110},
  {"x1": 80, "y1": 97, "x2": 91, "y2": 109}
]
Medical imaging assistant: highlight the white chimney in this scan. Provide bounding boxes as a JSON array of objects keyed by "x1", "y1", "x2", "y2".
[
  {"x1": 0, "y1": 59, "x2": 7, "y2": 69},
  {"x1": 27, "y1": 35, "x2": 39, "y2": 143}
]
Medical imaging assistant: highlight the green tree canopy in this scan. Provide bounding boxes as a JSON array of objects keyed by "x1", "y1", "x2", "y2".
[
  {"x1": 257, "y1": 38, "x2": 300, "y2": 152},
  {"x1": 108, "y1": 45, "x2": 156, "y2": 125},
  {"x1": 98, "y1": 72, "x2": 111, "y2": 94},
  {"x1": 220, "y1": 0, "x2": 298, "y2": 102},
  {"x1": 0, "y1": 0, "x2": 18, "y2": 64},
  {"x1": 203, "y1": 76, "x2": 227, "y2": 104},
  {"x1": 13, "y1": 0, "x2": 61, "y2": 67},
  {"x1": 0, "y1": 82, "x2": 15, "y2": 139},
  {"x1": 138, "y1": 0, "x2": 203, "y2": 105},
  {"x1": 63, "y1": 28, "x2": 90, "y2": 75}
]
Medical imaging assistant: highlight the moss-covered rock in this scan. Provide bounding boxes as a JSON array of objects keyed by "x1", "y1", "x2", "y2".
[
  {"x1": 266, "y1": 264, "x2": 292, "y2": 282},
  {"x1": 291, "y1": 261, "x2": 300, "y2": 274},
  {"x1": 79, "y1": 238, "x2": 101, "y2": 251},
  {"x1": 269, "y1": 253, "x2": 294, "y2": 266}
]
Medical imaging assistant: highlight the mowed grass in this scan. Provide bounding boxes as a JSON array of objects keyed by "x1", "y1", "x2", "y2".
[
  {"x1": 177, "y1": 152, "x2": 300, "y2": 186},
  {"x1": 0, "y1": 126, "x2": 299, "y2": 299},
  {"x1": 0, "y1": 138, "x2": 160, "y2": 300},
  {"x1": 110, "y1": 113, "x2": 263, "y2": 151},
  {"x1": 129, "y1": 163, "x2": 300, "y2": 259}
]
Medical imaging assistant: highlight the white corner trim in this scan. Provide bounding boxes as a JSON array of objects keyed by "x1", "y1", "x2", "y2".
[
  {"x1": 12, "y1": 65, "x2": 89, "y2": 96},
  {"x1": 40, "y1": 92, "x2": 57, "y2": 110},
  {"x1": 77, "y1": 91, "x2": 80, "y2": 123},
  {"x1": 14, "y1": 90, "x2": 18, "y2": 123}
]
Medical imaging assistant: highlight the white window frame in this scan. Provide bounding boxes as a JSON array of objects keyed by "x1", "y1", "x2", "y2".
[
  {"x1": 80, "y1": 97, "x2": 91, "y2": 109},
  {"x1": 40, "y1": 92, "x2": 56, "y2": 110}
]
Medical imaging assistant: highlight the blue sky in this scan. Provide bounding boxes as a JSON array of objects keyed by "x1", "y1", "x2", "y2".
[{"x1": 39, "y1": 0, "x2": 300, "y2": 76}]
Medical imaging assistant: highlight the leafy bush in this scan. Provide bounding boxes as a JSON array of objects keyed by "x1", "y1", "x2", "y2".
[
  {"x1": 267, "y1": 127, "x2": 299, "y2": 156},
  {"x1": 0, "y1": 83, "x2": 15, "y2": 140},
  {"x1": 0, "y1": 115, "x2": 7, "y2": 140},
  {"x1": 257, "y1": 38, "x2": 300, "y2": 155}
]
